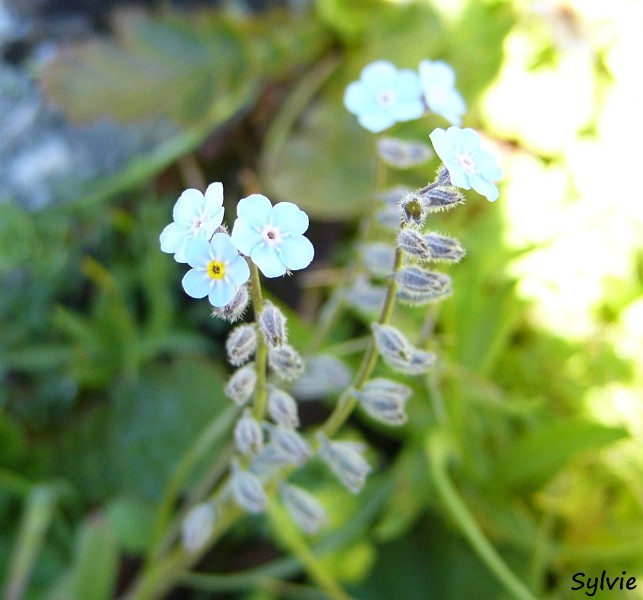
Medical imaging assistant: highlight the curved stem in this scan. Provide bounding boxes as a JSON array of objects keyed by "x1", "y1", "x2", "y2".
[
  {"x1": 426, "y1": 431, "x2": 538, "y2": 600},
  {"x1": 320, "y1": 246, "x2": 403, "y2": 438},
  {"x1": 146, "y1": 405, "x2": 238, "y2": 565}
]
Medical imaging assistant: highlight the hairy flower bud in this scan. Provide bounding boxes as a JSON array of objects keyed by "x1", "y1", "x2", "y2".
[
  {"x1": 354, "y1": 378, "x2": 412, "y2": 426},
  {"x1": 224, "y1": 364, "x2": 256, "y2": 405},
  {"x1": 435, "y1": 164, "x2": 451, "y2": 186},
  {"x1": 371, "y1": 323, "x2": 436, "y2": 375},
  {"x1": 417, "y1": 185, "x2": 465, "y2": 212},
  {"x1": 376, "y1": 137, "x2": 434, "y2": 169},
  {"x1": 280, "y1": 483, "x2": 328, "y2": 534},
  {"x1": 230, "y1": 460, "x2": 266, "y2": 513},
  {"x1": 258, "y1": 301, "x2": 287, "y2": 347},
  {"x1": 317, "y1": 433, "x2": 371, "y2": 494},
  {"x1": 226, "y1": 324, "x2": 257, "y2": 366},
  {"x1": 234, "y1": 409, "x2": 264, "y2": 455},
  {"x1": 424, "y1": 232, "x2": 466, "y2": 263},
  {"x1": 268, "y1": 344, "x2": 304, "y2": 381},
  {"x1": 291, "y1": 354, "x2": 352, "y2": 401},
  {"x1": 211, "y1": 285, "x2": 249, "y2": 322},
  {"x1": 181, "y1": 502, "x2": 216, "y2": 552},
  {"x1": 399, "y1": 193, "x2": 429, "y2": 227},
  {"x1": 267, "y1": 387, "x2": 300, "y2": 428},
  {"x1": 266, "y1": 425, "x2": 312, "y2": 467},
  {"x1": 395, "y1": 266, "x2": 451, "y2": 295},
  {"x1": 398, "y1": 228, "x2": 431, "y2": 261}
]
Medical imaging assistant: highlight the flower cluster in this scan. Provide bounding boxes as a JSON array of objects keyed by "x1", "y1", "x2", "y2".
[
  {"x1": 344, "y1": 59, "x2": 466, "y2": 133},
  {"x1": 160, "y1": 185, "x2": 314, "y2": 307}
]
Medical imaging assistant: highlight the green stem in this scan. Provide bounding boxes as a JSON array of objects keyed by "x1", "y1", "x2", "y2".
[
  {"x1": 3, "y1": 485, "x2": 56, "y2": 600},
  {"x1": 426, "y1": 432, "x2": 537, "y2": 600},
  {"x1": 248, "y1": 260, "x2": 269, "y2": 420},
  {"x1": 320, "y1": 246, "x2": 403, "y2": 438},
  {"x1": 146, "y1": 405, "x2": 238, "y2": 565},
  {"x1": 266, "y1": 500, "x2": 353, "y2": 600}
]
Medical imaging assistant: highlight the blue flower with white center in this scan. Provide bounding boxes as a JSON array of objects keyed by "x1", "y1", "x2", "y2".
[
  {"x1": 182, "y1": 233, "x2": 250, "y2": 307},
  {"x1": 429, "y1": 127, "x2": 503, "y2": 202},
  {"x1": 343, "y1": 60, "x2": 424, "y2": 133},
  {"x1": 159, "y1": 182, "x2": 225, "y2": 263},
  {"x1": 419, "y1": 59, "x2": 466, "y2": 126},
  {"x1": 230, "y1": 194, "x2": 314, "y2": 278}
]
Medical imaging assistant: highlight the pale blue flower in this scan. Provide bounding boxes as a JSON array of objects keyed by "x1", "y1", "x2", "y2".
[
  {"x1": 419, "y1": 60, "x2": 466, "y2": 126},
  {"x1": 230, "y1": 194, "x2": 314, "y2": 278},
  {"x1": 429, "y1": 127, "x2": 503, "y2": 202},
  {"x1": 160, "y1": 182, "x2": 225, "y2": 263},
  {"x1": 344, "y1": 60, "x2": 424, "y2": 133},
  {"x1": 182, "y1": 233, "x2": 250, "y2": 307}
]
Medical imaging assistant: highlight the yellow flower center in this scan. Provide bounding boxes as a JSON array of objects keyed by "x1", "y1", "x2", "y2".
[{"x1": 207, "y1": 259, "x2": 226, "y2": 280}]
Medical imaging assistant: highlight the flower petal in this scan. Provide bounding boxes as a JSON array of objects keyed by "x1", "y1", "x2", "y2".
[
  {"x1": 272, "y1": 202, "x2": 309, "y2": 236},
  {"x1": 361, "y1": 61, "x2": 397, "y2": 89},
  {"x1": 160, "y1": 222, "x2": 188, "y2": 256},
  {"x1": 185, "y1": 237, "x2": 211, "y2": 269},
  {"x1": 251, "y1": 244, "x2": 287, "y2": 278},
  {"x1": 359, "y1": 110, "x2": 396, "y2": 133},
  {"x1": 173, "y1": 189, "x2": 204, "y2": 224},
  {"x1": 182, "y1": 269, "x2": 210, "y2": 299},
  {"x1": 209, "y1": 280, "x2": 236, "y2": 307},
  {"x1": 231, "y1": 218, "x2": 263, "y2": 256},
  {"x1": 344, "y1": 82, "x2": 372, "y2": 114},
  {"x1": 210, "y1": 232, "x2": 239, "y2": 263},
  {"x1": 237, "y1": 194, "x2": 273, "y2": 228},
  {"x1": 469, "y1": 174, "x2": 499, "y2": 202},
  {"x1": 279, "y1": 236, "x2": 314, "y2": 271},
  {"x1": 227, "y1": 256, "x2": 250, "y2": 286},
  {"x1": 204, "y1": 182, "x2": 224, "y2": 211}
]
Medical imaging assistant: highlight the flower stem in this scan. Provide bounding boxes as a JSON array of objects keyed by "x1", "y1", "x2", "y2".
[
  {"x1": 320, "y1": 246, "x2": 403, "y2": 438},
  {"x1": 248, "y1": 260, "x2": 268, "y2": 420},
  {"x1": 266, "y1": 500, "x2": 353, "y2": 600},
  {"x1": 426, "y1": 431, "x2": 538, "y2": 600}
]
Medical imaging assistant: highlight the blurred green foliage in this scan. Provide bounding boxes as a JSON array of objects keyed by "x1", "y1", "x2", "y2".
[{"x1": 1, "y1": 0, "x2": 642, "y2": 599}]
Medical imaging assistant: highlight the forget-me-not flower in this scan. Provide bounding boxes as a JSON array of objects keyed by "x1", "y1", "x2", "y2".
[
  {"x1": 343, "y1": 60, "x2": 424, "y2": 133},
  {"x1": 182, "y1": 233, "x2": 250, "y2": 307},
  {"x1": 419, "y1": 59, "x2": 466, "y2": 126},
  {"x1": 429, "y1": 127, "x2": 503, "y2": 202},
  {"x1": 160, "y1": 182, "x2": 225, "y2": 263},
  {"x1": 230, "y1": 194, "x2": 314, "y2": 278}
]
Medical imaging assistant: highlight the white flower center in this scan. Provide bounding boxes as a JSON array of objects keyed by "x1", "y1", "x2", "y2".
[
  {"x1": 192, "y1": 214, "x2": 206, "y2": 234},
  {"x1": 261, "y1": 224, "x2": 282, "y2": 247},
  {"x1": 376, "y1": 89, "x2": 396, "y2": 108},
  {"x1": 457, "y1": 154, "x2": 476, "y2": 174}
]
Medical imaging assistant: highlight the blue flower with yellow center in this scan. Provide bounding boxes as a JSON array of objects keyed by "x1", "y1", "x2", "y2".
[{"x1": 182, "y1": 233, "x2": 250, "y2": 307}]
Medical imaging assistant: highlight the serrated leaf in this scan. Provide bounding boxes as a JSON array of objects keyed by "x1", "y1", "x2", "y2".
[{"x1": 496, "y1": 419, "x2": 629, "y2": 488}]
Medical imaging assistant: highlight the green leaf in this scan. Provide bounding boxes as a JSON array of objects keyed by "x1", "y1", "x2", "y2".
[
  {"x1": 106, "y1": 495, "x2": 154, "y2": 554},
  {"x1": 41, "y1": 14, "x2": 251, "y2": 125},
  {"x1": 496, "y1": 419, "x2": 629, "y2": 488},
  {"x1": 49, "y1": 358, "x2": 229, "y2": 502},
  {"x1": 69, "y1": 515, "x2": 119, "y2": 600},
  {"x1": 263, "y1": 99, "x2": 376, "y2": 221}
]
